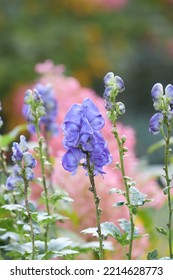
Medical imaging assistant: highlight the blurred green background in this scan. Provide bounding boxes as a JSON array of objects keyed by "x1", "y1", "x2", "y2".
[{"x1": 1, "y1": 0, "x2": 173, "y2": 161}]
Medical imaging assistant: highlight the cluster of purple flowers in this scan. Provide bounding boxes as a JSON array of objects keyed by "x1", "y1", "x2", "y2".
[
  {"x1": 103, "y1": 72, "x2": 125, "y2": 114},
  {"x1": 62, "y1": 98, "x2": 112, "y2": 175},
  {"x1": 6, "y1": 135, "x2": 37, "y2": 190},
  {"x1": 149, "y1": 83, "x2": 173, "y2": 134},
  {"x1": 23, "y1": 83, "x2": 58, "y2": 136}
]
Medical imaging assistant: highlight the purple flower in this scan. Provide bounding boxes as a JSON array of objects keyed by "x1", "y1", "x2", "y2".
[
  {"x1": 103, "y1": 72, "x2": 115, "y2": 86},
  {"x1": 114, "y1": 76, "x2": 125, "y2": 93},
  {"x1": 23, "y1": 153, "x2": 37, "y2": 168},
  {"x1": 103, "y1": 86, "x2": 114, "y2": 100},
  {"x1": 23, "y1": 84, "x2": 58, "y2": 136},
  {"x1": 165, "y1": 84, "x2": 173, "y2": 104},
  {"x1": 19, "y1": 135, "x2": 28, "y2": 152},
  {"x1": 149, "y1": 113, "x2": 164, "y2": 134},
  {"x1": 62, "y1": 148, "x2": 84, "y2": 175},
  {"x1": 6, "y1": 175, "x2": 24, "y2": 190},
  {"x1": 62, "y1": 98, "x2": 112, "y2": 175},
  {"x1": 62, "y1": 98, "x2": 105, "y2": 150},
  {"x1": 12, "y1": 143, "x2": 23, "y2": 162},
  {"x1": 151, "y1": 83, "x2": 163, "y2": 102},
  {"x1": 89, "y1": 139, "x2": 113, "y2": 175},
  {"x1": 6, "y1": 135, "x2": 37, "y2": 190},
  {"x1": 25, "y1": 167, "x2": 34, "y2": 181}
]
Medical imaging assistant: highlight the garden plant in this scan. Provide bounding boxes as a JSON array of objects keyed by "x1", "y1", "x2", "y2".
[{"x1": 0, "y1": 62, "x2": 173, "y2": 260}]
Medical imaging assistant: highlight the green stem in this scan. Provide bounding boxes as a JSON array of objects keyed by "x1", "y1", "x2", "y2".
[
  {"x1": 163, "y1": 123, "x2": 173, "y2": 258},
  {"x1": 23, "y1": 175, "x2": 35, "y2": 260},
  {"x1": 35, "y1": 123, "x2": 50, "y2": 257},
  {"x1": 86, "y1": 153, "x2": 104, "y2": 260},
  {"x1": 113, "y1": 125, "x2": 134, "y2": 260}
]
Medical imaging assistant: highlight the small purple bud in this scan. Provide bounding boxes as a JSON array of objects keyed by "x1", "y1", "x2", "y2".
[
  {"x1": 13, "y1": 164, "x2": 22, "y2": 176},
  {"x1": 103, "y1": 86, "x2": 114, "y2": 100},
  {"x1": 23, "y1": 152, "x2": 37, "y2": 168},
  {"x1": 103, "y1": 72, "x2": 115, "y2": 86},
  {"x1": 25, "y1": 108, "x2": 36, "y2": 123},
  {"x1": 24, "y1": 90, "x2": 33, "y2": 105},
  {"x1": 165, "y1": 84, "x2": 173, "y2": 104},
  {"x1": 105, "y1": 100, "x2": 113, "y2": 111},
  {"x1": 19, "y1": 135, "x2": 28, "y2": 152},
  {"x1": 149, "y1": 113, "x2": 164, "y2": 134},
  {"x1": 25, "y1": 167, "x2": 34, "y2": 181},
  {"x1": 116, "y1": 102, "x2": 126, "y2": 115},
  {"x1": 151, "y1": 83, "x2": 163, "y2": 101},
  {"x1": 114, "y1": 76, "x2": 125, "y2": 92},
  {"x1": 33, "y1": 89, "x2": 44, "y2": 104},
  {"x1": 6, "y1": 175, "x2": 24, "y2": 190},
  {"x1": 12, "y1": 143, "x2": 23, "y2": 162}
]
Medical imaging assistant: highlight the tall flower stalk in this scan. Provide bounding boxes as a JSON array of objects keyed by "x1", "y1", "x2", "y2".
[
  {"x1": 23, "y1": 89, "x2": 51, "y2": 256},
  {"x1": 149, "y1": 83, "x2": 173, "y2": 258},
  {"x1": 103, "y1": 72, "x2": 135, "y2": 260},
  {"x1": 6, "y1": 135, "x2": 37, "y2": 259},
  {"x1": 62, "y1": 98, "x2": 112, "y2": 259}
]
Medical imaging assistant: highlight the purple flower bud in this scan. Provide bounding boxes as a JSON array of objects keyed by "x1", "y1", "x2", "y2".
[
  {"x1": 24, "y1": 90, "x2": 33, "y2": 105},
  {"x1": 151, "y1": 83, "x2": 163, "y2": 101},
  {"x1": 165, "y1": 84, "x2": 173, "y2": 104},
  {"x1": 105, "y1": 100, "x2": 113, "y2": 111},
  {"x1": 33, "y1": 89, "x2": 44, "y2": 104},
  {"x1": 25, "y1": 107, "x2": 36, "y2": 123},
  {"x1": 25, "y1": 167, "x2": 34, "y2": 181},
  {"x1": 149, "y1": 113, "x2": 164, "y2": 134},
  {"x1": 13, "y1": 164, "x2": 22, "y2": 176},
  {"x1": 103, "y1": 72, "x2": 115, "y2": 86},
  {"x1": 114, "y1": 76, "x2": 125, "y2": 93},
  {"x1": 62, "y1": 148, "x2": 84, "y2": 175},
  {"x1": 19, "y1": 135, "x2": 28, "y2": 152},
  {"x1": 116, "y1": 102, "x2": 126, "y2": 115},
  {"x1": 103, "y1": 86, "x2": 114, "y2": 100},
  {"x1": 12, "y1": 143, "x2": 23, "y2": 162},
  {"x1": 6, "y1": 175, "x2": 24, "y2": 190},
  {"x1": 23, "y1": 152, "x2": 37, "y2": 168}
]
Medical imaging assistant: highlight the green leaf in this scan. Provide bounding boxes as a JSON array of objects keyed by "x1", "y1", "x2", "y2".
[
  {"x1": 1, "y1": 204, "x2": 26, "y2": 213},
  {"x1": 118, "y1": 218, "x2": 139, "y2": 239},
  {"x1": 49, "y1": 190, "x2": 73, "y2": 204},
  {"x1": 0, "y1": 218, "x2": 15, "y2": 231},
  {"x1": 48, "y1": 237, "x2": 73, "y2": 251},
  {"x1": 81, "y1": 227, "x2": 97, "y2": 236},
  {"x1": 130, "y1": 186, "x2": 150, "y2": 206},
  {"x1": 32, "y1": 212, "x2": 67, "y2": 225},
  {"x1": 0, "y1": 124, "x2": 27, "y2": 148},
  {"x1": 156, "y1": 226, "x2": 167, "y2": 236},
  {"x1": 147, "y1": 249, "x2": 158, "y2": 260},
  {"x1": 112, "y1": 201, "x2": 126, "y2": 207},
  {"x1": 101, "y1": 222, "x2": 121, "y2": 238},
  {"x1": 109, "y1": 188, "x2": 125, "y2": 195},
  {"x1": 80, "y1": 241, "x2": 113, "y2": 252},
  {"x1": 81, "y1": 222, "x2": 121, "y2": 239},
  {"x1": 0, "y1": 231, "x2": 19, "y2": 241}
]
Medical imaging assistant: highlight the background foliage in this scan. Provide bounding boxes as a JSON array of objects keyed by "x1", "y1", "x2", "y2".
[{"x1": 1, "y1": 0, "x2": 173, "y2": 158}]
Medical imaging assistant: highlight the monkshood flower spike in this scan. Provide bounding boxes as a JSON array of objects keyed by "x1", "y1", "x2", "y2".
[
  {"x1": 103, "y1": 72, "x2": 138, "y2": 260},
  {"x1": 24, "y1": 87, "x2": 52, "y2": 258},
  {"x1": 149, "y1": 82, "x2": 173, "y2": 258},
  {"x1": 6, "y1": 135, "x2": 36, "y2": 259},
  {"x1": 23, "y1": 83, "x2": 58, "y2": 136},
  {"x1": 62, "y1": 98, "x2": 112, "y2": 259}
]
